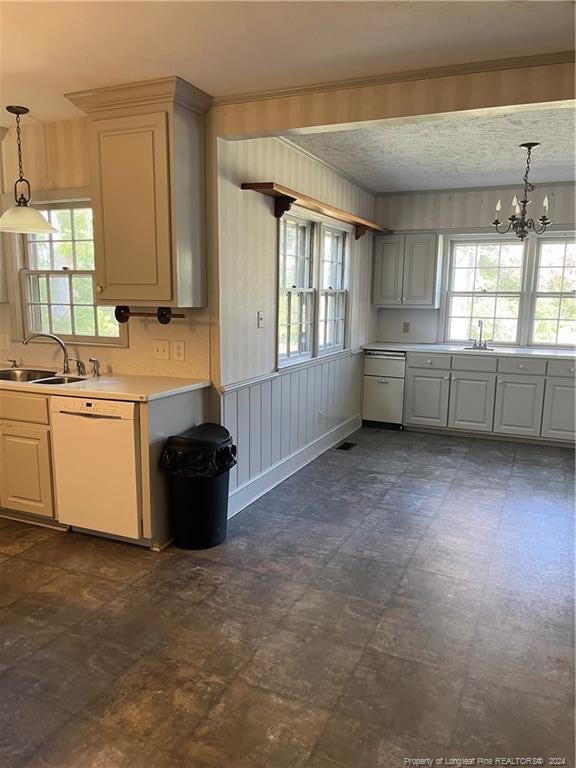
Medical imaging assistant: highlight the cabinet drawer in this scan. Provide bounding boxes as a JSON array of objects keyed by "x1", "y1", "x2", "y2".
[
  {"x1": 0, "y1": 392, "x2": 50, "y2": 424},
  {"x1": 364, "y1": 357, "x2": 405, "y2": 378},
  {"x1": 451, "y1": 355, "x2": 497, "y2": 372},
  {"x1": 407, "y1": 352, "x2": 450, "y2": 370},
  {"x1": 498, "y1": 357, "x2": 546, "y2": 376},
  {"x1": 547, "y1": 359, "x2": 576, "y2": 377}
]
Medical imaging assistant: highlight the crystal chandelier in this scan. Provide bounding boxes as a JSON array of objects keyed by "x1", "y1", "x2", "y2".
[
  {"x1": 0, "y1": 106, "x2": 58, "y2": 234},
  {"x1": 492, "y1": 142, "x2": 551, "y2": 242}
]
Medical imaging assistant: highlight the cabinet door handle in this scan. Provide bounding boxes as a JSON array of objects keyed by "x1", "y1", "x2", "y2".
[
  {"x1": 518, "y1": 364, "x2": 525, "y2": 369},
  {"x1": 444, "y1": 375, "x2": 450, "y2": 380},
  {"x1": 426, "y1": 359, "x2": 433, "y2": 364},
  {"x1": 570, "y1": 368, "x2": 575, "y2": 373},
  {"x1": 378, "y1": 378, "x2": 389, "y2": 384}
]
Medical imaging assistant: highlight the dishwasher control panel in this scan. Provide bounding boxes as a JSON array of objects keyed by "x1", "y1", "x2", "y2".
[{"x1": 50, "y1": 396, "x2": 135, "y2": 420}]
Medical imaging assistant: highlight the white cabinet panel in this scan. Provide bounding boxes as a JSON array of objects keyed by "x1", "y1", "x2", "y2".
[
  {"x1": 90, "y1": 112, "x2": 173, "y2": 303},
  {"x1": 372, "y1": 235, "x2": 404, "y2": 306},
  {"x1": 541, "y1": 378, "x2": 575, "y2": 442},
  {"x1": 405, "y1": 368, "x2": 450, "y2": 427},
  {"x1": 373, "y1": 233, "x2": 440, "y2": 308},
  {"x1": 448, "y1": 372, "x2": 496, "y2": 432},
  {"x1": 494, "y1": 374, "x2": 544, "y2": 437},
  {"x1": 0, "y1": 423, "x2": 53, "y2": 517},
  {"x1": 403, "y1": 233, "x2": 437, "y2": 306}
]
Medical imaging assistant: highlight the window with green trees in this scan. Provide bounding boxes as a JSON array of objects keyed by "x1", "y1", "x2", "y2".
[
  {"x1": 532, "y1": 238, "x2": 576, "y2": 345},
  {"x1": 446, "y1": 240, "x2": 524, "y2": 344},
  {"x1": 22, "y1": 203, "x2": 124, "y2": 344}
]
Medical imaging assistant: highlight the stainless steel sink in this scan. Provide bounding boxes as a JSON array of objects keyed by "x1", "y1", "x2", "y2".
[
  {"x1": 0, "y1": 368, "x2": 56, "y2": 382},
  {"x1": 34, "y1": 376, "x2": 87, "y2": 385}
]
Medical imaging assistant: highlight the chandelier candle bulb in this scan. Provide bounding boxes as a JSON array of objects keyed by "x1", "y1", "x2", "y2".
[
  {"x1": 543, "y1": 195, "x2": 549, "y2": 212},
  {"x1": 495, "y1": 199, "x2": 502, "y2": 212}
]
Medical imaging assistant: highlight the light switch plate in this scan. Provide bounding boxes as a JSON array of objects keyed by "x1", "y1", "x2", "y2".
[
  {"x1": 172, "y1": 340, "x2": 185, "y2": 361},
  {"x1": 402, "y1": 321, "x2": 411, "y2": 334},
  {"x1": 257, "y1": 310, "x2": 264, "y2": 329},
  {"x1": 152, "y1": 339, "x2": 170, "y2": 360}
]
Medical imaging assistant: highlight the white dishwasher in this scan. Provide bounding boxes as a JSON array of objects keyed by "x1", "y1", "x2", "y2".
[
  {"x1": 362, "y1": 350, "x2": 406, "y2": 425},
  {"x1": 51, "y1": 396, "x2": 141, "y2": 539}
]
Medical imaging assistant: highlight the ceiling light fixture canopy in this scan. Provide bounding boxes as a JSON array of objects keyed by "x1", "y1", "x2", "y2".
[
  {"x1": 0, "y1": 106, "x2": 58, "y2": 235},
  {"x1": 492, "y1": 142, "x2": 551, "y2": 242}
]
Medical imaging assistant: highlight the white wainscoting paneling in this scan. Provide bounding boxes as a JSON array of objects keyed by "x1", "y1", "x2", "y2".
[{"x1": 222, "y1": 351, "x2": 363, "y2": 515}]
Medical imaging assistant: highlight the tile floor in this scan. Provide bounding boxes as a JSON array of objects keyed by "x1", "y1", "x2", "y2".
[{"x1": 0, "y1": 428, "x2": 574, "y2": 767}]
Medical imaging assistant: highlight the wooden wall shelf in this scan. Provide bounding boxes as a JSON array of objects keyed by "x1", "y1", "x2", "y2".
[{"x1": 241, "y1": 182, "x2": 392, "y2": 239}]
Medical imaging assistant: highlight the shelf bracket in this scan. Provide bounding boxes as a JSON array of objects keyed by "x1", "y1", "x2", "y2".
[
  {"x1": 274, "y1": 195, "x2": 297, "y2": 218},
  {"x1": 354, "y1": 224, "x2": 371, "y2": 240}
]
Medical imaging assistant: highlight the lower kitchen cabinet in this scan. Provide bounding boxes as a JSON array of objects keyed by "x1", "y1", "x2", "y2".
[
  {"x1": 0, "y1": 423, "x2": 53, "y2": 517},
  {"x1": 448, "y1": 371, "x2": 496, "y2": 432},
  {"x1": 493, "y1": 374, "x2": 545, "y2": 438},
  {"x1": 541, "y1": 377, "x2": 576, "y2": 442},
  {"x1": 404, "y1": 368, "x2": 450, "y2": 427}
]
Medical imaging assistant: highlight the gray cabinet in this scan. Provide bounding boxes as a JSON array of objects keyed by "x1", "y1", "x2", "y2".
[
  {"x1": 494, "y1": 374, "x2": 544, "y2": 437},
  {"x1": 372, "y1": 235, "x2": 404, "y2": 306},
  {"x1": 404, "y1": 367, "x2": 450, "y2": 427},
  {"x1": 541, "y1": 378, "x2": 575, "y2": 442},
  {"x1": 373, "y1": 233, "x2": 441, "y2": 308},
  {"x1": 68, "y1": 77, "x2": 211, "y2": 308},
  {"x1": 448, "y1": 371, "x2": 496, "y2": 432}
]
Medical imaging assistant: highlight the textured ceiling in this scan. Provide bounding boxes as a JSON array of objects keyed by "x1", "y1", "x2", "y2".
[
  {"x1": 287, "y1": 106, "x2": 576, "y2": 192},
  {"x1": 0, "y1": 1, "x2": 574, "y2": 124}
]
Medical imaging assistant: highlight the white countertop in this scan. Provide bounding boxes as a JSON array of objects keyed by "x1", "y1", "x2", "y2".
[
  {"x1": 0, "y1": 373, "x2": 211, "y2": 402},
  {"x1": 362, "y1": 342, "x2": 576, "y2": 359}
]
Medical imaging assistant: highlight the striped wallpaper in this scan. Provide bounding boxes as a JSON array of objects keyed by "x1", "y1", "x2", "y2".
[{"x1": 217, "y1": 136, "x2": 377, "y2": 387}]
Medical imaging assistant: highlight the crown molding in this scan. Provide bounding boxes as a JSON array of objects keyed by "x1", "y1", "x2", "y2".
[
  {"x1": 212, "y1": 51, "x2": 575, "y2": 107},
  {"x1": 66, "y1": 76, "x2": 212, "y2": 116}
]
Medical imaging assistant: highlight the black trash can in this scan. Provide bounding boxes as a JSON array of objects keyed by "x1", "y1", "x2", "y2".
[{"x1": 160, "y1": 423, "x2": 237, "y2": 549}]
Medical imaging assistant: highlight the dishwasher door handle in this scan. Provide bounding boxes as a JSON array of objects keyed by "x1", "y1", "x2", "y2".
[{"x1": 58, "y1": 410, "x2": 123, "y2": 420}]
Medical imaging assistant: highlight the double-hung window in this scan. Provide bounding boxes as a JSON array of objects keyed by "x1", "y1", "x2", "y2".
[
  {"x1": 318, "y1": 227, "x2": 347, "y2": 354},
  {"x1": 21, "y1": 203, "x2": 123, "y2": 344},
  {"x1": 531, "y1": 237, "x2": 576, "y2": 345},
  {"x1": 278, "y1": 213, "x2": 349, "y2": 366},
  {"x1": 445, "y1": 239, "x2": 524, "y2": 344},
  {"x1": 278, "y1": 216, "x2": 314, "y2": 362}
]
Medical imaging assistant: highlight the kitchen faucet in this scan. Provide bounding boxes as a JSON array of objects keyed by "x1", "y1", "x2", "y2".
[
  {"x1": 23, "y1": 333, "x2": 71, "y2": 374},
  {"x1": 469, "y1": 320, "x2": 492, "y2": 350}
]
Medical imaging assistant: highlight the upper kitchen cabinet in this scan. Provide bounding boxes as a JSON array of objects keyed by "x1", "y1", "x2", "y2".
[
  {"x1": 66, "y1": 77, "x2": 212, "y2": 307},
  {"x1": 372, "y1": 232, "x2": 442, "y2": 308}
]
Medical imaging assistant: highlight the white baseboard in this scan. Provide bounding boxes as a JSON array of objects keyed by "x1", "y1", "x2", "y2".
[{"x1": 228, "y1": 415, "x2": 362, "y2": 517}]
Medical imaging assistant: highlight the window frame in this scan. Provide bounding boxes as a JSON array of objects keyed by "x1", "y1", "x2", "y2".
[
  {"x1": 18, "y1": 198, "x2": 127, "y2": 347},
  {"x1": 527, "y1": 234, "x2": 576, "y2": 348},
  {"x1": 277, "y1": 208, "x2": 352, "y2": 369},
  {"x1": 443, "y1": 234, "x2": 527, "y2": 346},
  {"x1": 440, "y1": 230, "x2": 576, "y2": 349}
]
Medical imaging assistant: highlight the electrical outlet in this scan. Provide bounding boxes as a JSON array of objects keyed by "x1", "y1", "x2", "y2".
[
  {"x1": 151, "y1": 339, "x2": 170, "y2": 360},
  {"x1": 0, "y1": 333, "x2": 9, "y2": 350},
  {"x1": 402, "y1": 321, "x2": 411, "y2": 334},
  {"x1": 172, "y1": 340, "x2": 185, "y2": 361},
  {"x1": 257, "y1": 310, "x2": 264, "y2": 329}
]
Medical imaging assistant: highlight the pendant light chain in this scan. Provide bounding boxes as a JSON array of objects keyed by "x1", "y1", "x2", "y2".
[{"x1": 15, "y1": 111, "x2": 25, "y2": 182}]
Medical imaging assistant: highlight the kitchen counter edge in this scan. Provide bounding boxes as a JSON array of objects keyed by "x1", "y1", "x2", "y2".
[
  {"x1": 0, "y1": 375, "x2": 212, "y2": 402},
  {"x1": 362, "y1": 342, "x2": 576, "y2": 359}
]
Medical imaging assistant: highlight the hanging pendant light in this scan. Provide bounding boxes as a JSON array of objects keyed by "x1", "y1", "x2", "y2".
[
  {"x1": 0, "y1": 106, "x2": 58, "y2": 234},
  {"x1": 491, "y1": 142, "x2": 551, "y2": 242}
]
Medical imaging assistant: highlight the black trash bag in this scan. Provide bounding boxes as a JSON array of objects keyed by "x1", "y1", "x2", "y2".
[{"x1": 159, "y1": 423, "x2": 237, "y2": 478}]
